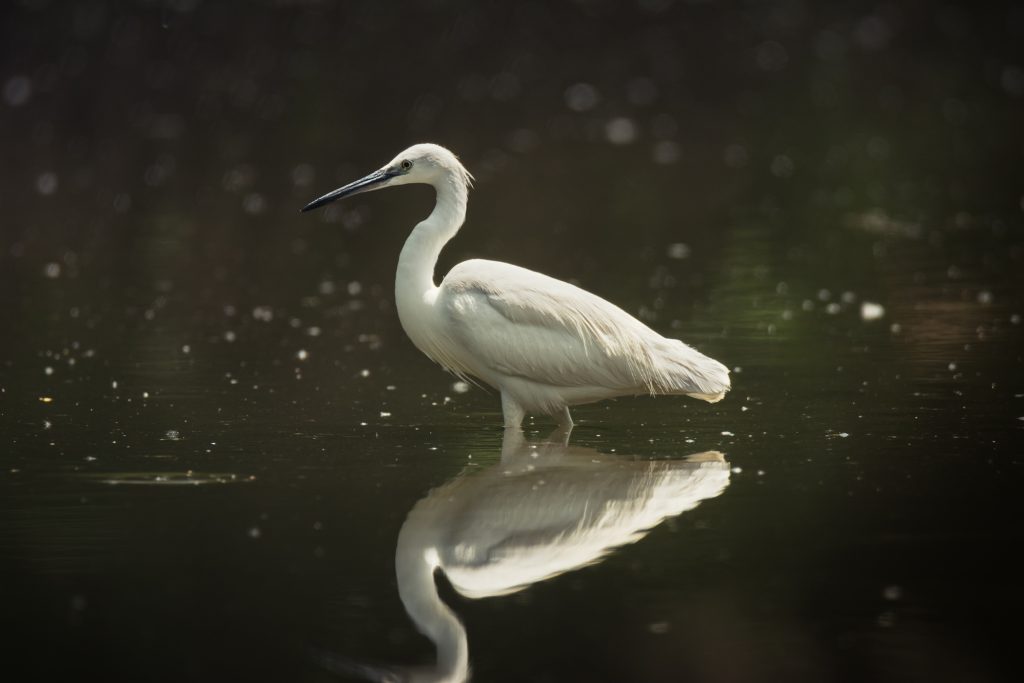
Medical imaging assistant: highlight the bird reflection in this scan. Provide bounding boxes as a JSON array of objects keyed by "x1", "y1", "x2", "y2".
[{"x1": 324, "y1": 429, "x2": 730, "y2": 683}]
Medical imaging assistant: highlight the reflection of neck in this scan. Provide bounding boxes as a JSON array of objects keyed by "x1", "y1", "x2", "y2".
[{"x1": 395, "y1": 519, "x2": 469, "y2": 683}]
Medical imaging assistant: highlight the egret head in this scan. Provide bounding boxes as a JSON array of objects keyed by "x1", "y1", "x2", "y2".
[{"x1": 301, "y1": 143, "x2": 472, "y2": 213}]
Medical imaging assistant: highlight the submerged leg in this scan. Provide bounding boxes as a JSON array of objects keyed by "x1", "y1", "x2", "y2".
[
  {"x1": 500, "y1": 392, "x2": 525, "y2": 431},
  {"x1": 544, "y1": 407, "x2": 574, "y2": 445}
]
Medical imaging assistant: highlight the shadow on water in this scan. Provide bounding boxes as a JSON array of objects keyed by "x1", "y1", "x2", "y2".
[{"x1": 313, "y1": 428, "x2": 730, "y2": 683}]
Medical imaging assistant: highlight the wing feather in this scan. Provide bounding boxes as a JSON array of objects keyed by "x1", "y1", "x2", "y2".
[{"x1": 437, "y1": 260, "x2": 729, "y2": 397}]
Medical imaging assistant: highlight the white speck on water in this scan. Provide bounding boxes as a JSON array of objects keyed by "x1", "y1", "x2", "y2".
[
  {"x1": 1010, "y1": 314, "x2": 1021, "y2": 325},
  {"x1": 164, "y1": 430, "x2": 181, "y2": 440},
  {"x1": 605, "y1": 117, "x2": 638, "y2": 145},
  {"x1": 347, "y1": 281, "x2": 362, "y2": 296},
  {"x1": 181, "y1": 344, "x2": 191, "y2": 354},
  {"x1": 741, "y1": 406, "x2": 749, "y2": 412},
  {"x1": 143, "y1": 391, "x2": 149, "y2": 399},
  {"x1": 43, "y1": 262, "x2": 61, "y2": 278},
  {"x1": 291, "y1": 163, "x2": 315, "y2": 187},
  {"x1": 306, "y1": 326, "x2": 321, "y2": 337},
  {"x1": 977, "y1": 290, "x2": 993, "y2": 304},
  {"x1": 890, "y1": 323, "x2": 902, "y2": 334},
  {"x1": 380, "y1": 411, "x2": 391, "y2": 418},
  {"x1": 860, "y1": 301, "x2": 885, "y2": 320},
  {"x1": 111, "y1": 380, "x2": 118, "y2": 389},
  {"x1": 721, "y1": 431, "x2": 734, "y2": 436},
  {"x1": 667, "y1": 243, "x2": 691, "y2": 259},
  {"x1": 948, "y1": 362, "x2": 957, "y2": 371},
  {"x1": 252, "y1": 305, "x2": 273, "y2": 322},
  {"x1": 685, "y1": 438, "x2": 695, "y2": 444},
  {"x1": 452, "y1": 381, "x2": 470, "y2": 394},
  {"x1": 839, "y1": 432, "x2": 849, "y2": 438},
  {"x1": 817, "y1": 288, "x2": 831, "y2": 301},
  {"x1": 770, "y1": 154, "x2": 794, "y2": 178},
  {"x1": 296, "y1": 349, "x2": 308, "y2": 361},
  {"x1": 3, "y1": 75, "x2": 32, "y2": 106},
  {"x1": 825, "y1": 302, "x2": 842, "y2": 315},
  {"x1": 44, "y1": 366, "x2": 53, "y2": 376},
  {"x1": 44, "y1": 420, "x2": 52, "y2": 429},
  {"x1": 731, "y1": 466, "x2": 743, "y2": 474},
  {"x1": 36, "y1": 172, "x2": 58, "y2": 195},
  {"x1": 733, "y1": 366, "x2": 743, "y2": 373},
  {"x1": 242, "y1": 193, "x2": 266, "y2": 215},
  {"x1": 647, "y1": 621, "x2": 671, "y2": 635},
  {"x1": 564, "y1": 82, "x2": 599, "y2": 112},
  {"x1": 359, "y1": 369, "x2": 371, "y2": 378},
  {"x1": 883, "y1": 585, "x2": 903, "y2": 601},
  {"x1": 247, "y1": 526, "x2": 261, "y2": 539},
  {"x1": 224, "y1": 330, "x2": 236, "y2": 342},
  {"x1": 652, "y1": 140, "x2": 680, "y2": 165}
]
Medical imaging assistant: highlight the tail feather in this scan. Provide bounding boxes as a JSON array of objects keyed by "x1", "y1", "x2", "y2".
[{"x1": 656, "y1": 340, "x2": 730, "y2": 402}]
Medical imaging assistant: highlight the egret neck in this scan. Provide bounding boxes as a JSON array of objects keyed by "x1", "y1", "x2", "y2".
[{"x1": 394, "y1": 169, "x2": 468, "y2": 358}]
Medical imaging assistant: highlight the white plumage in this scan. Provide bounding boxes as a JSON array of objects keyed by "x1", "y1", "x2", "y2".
[{"x1": 302, "y1": 143, "x2": 730, "y2": 428}]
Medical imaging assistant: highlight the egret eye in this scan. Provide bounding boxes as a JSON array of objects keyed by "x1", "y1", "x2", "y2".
[{"x1": 400, "y1": 159, "x2": 413, "y2": 171}]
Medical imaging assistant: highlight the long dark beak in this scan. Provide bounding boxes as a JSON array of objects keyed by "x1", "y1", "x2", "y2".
[{"x1": 300, "y1": 167, "x2": 396, "y2": 213}]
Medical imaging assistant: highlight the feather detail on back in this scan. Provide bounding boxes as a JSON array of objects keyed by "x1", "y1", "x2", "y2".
[{"x1": 437, "y1": 260, "x2": 730, "y2": 400}]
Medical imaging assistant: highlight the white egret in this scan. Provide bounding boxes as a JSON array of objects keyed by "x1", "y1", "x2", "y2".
[{"x1": 302, "y1": 144, "x2": 730, "y2": 429}]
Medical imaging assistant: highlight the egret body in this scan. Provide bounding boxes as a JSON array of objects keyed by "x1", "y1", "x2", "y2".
[{"x1": 302, "y1": 144, "x2": 730, "y2": 429}]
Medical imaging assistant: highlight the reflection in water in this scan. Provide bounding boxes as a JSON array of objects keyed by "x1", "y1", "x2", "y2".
[{"x1": 325, "y1": 429, "x2": 730, "y2": 682}]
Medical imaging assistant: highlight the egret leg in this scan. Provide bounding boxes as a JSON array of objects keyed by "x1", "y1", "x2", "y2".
[
  {"x1": 546, "y1": 424, "x2": 573, "y2": 447},
  {"x1": 500, "y1": 392, "x2": 525, "y2": 431},
  {"x1": 544, "y1": 407, "x2": 573, "y2": 444}
]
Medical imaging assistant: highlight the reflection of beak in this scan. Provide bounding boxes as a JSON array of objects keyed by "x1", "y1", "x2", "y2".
[{"x1": 300, "y1": 167, "x2": 397, "y2": 212}]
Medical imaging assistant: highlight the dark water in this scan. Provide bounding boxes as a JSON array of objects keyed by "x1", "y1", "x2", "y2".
[{"x1": 3, "y1": 1, "x2": 1024, "y2": 681}]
